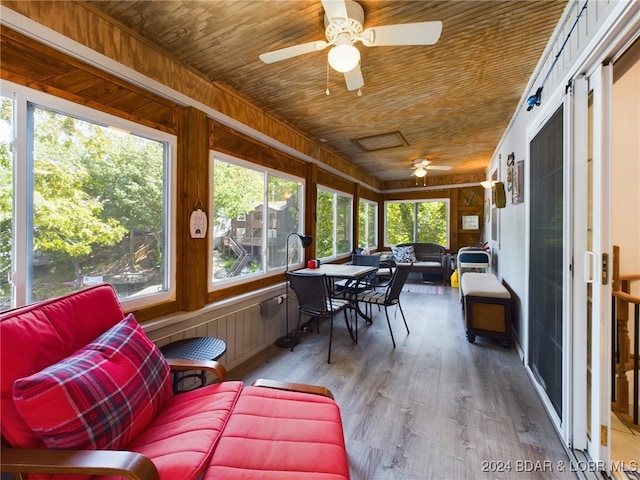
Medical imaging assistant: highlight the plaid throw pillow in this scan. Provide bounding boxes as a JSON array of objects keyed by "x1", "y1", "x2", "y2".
[{"x1": 13, "y1": 313, "x2": 171, "y2": 450}]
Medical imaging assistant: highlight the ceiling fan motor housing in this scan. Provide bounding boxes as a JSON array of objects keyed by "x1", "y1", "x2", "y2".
[{"x1": 324, "y1": 0, "x2": 364, "y2": 44}]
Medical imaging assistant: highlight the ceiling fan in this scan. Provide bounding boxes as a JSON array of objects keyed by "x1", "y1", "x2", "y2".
[
  {"x1": 411, "y1": 158, "x2": 452, "y2": 178},
  {"x1": 259, "y1": 0, "x2": 442, "y2": 92}
]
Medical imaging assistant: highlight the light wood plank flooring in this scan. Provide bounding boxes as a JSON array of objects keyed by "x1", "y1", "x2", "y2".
[{"x1": 228, "y1": 281, "x2": 576, "y2": 480}]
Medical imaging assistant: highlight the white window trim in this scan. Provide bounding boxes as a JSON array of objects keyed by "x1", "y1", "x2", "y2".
[
  {"x1": 359, "y1": 198, "x2": 378, "y2": 250},
  {"x1": 209, "y1": 151, "x2": 306, "y2": 290}
]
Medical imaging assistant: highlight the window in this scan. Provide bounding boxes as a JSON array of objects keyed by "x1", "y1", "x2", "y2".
[
  {"x1": 358, "y1": 199, "x2": 378, "y2": 250},
  {"x1": 0, "y1": 96, "x2": 14, "y2": 312},
  {"x1": 384, "y1": 199, "x2": 449, "y2": 247},
  {"x1": 211, "y1": 154, "x2": 303, "y2": 285},
  {"x1": 1, "y1": 84, "x2": 175, "y2": 311},
  {"x1": 316, "y1": 187, "x2": 352, "y2": 260}
]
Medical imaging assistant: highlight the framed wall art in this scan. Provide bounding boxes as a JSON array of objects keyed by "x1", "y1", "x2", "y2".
[{"x1": 462, "y1": 215, "x2": 479, "y2": 230}]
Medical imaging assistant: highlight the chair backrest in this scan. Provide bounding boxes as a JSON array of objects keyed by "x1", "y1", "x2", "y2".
[
  {"x1": 352, "y1": 254, "x2": 380, "y2": 285},
  {"x1": 287, "y1": 272, "x2": 333, "y2": 316},
  {"x1": 352, "y1": 254, "x2": 380, "y2": 268},
  {"x1": 457, "y1": 247, "x2": 491, "y2": 270},
  {"x1": 383, "y1": 262, "x2": 413, "y2": 305}
]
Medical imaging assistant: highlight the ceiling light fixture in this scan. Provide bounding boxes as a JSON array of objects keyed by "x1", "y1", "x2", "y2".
[
  {"x1": 328, "y1": 34, "x2": 360, "y2": 73},
  {"x1": 413, "y1": 167, "x2": 427, "y2": 178}
]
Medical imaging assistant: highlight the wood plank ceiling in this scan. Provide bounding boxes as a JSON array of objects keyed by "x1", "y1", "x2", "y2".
[{"x1": 86, "y1": 0, "x2": 567, "y2": 186}]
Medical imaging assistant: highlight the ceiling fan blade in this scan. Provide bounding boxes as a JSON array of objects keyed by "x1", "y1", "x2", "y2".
[
  {"x1": 321, "y1": 0, "x2": 349, "y2": 23},
  {"x1": 362, "y1": 21, "x2": 443, "y2": 47},
  {"x1": 259, "y1": 40, "x2": 328, "y2": 64},
  {"x1": 344, "y1": 63, "x2": 364, "y2": 91},
  {"x1": 427, "y1": 165, "x2": 452, "y2": 171}
]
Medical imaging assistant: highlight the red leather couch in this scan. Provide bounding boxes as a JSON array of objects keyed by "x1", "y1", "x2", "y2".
[{"x1": 0, "y1": 285, "x2": 350, "y2": 479}]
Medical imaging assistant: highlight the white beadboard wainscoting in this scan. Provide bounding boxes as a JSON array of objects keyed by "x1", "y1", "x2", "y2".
[{"x1": 142, "y1": 284, "x2": 294, "y2": 386}]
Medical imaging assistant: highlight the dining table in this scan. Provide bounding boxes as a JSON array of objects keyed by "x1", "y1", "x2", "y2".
[{"x1": 294, "y1": 263, "x2": 378, "y2": 341}]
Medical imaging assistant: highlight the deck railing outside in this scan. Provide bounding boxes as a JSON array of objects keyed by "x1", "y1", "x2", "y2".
[{"x1": 611, "y1": 245, "x2": 639, "y2": 427}]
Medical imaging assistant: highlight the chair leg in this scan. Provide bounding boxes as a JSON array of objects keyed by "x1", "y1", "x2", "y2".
[
  {"x1": 328, "y1": 315, "x2": 334, "y2": 364},
  {"x1": 344, "y1": 309, "x2": 356, "y2": 343},
  {"x1": 384, "y1": 307, "x2": 396, "y2": 348},
  {"x1": 397, "y1": 302, "x2": 410, "y2": 335},
  {"x1": 292, "y1": 311, "x2": 303, "y2": 352}
]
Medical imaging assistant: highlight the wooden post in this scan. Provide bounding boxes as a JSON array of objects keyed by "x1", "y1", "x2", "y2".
[{"x1": 178, "y1": 106, "x2": 209, "y2": 311}]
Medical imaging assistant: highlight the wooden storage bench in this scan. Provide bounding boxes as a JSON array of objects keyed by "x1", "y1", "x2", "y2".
[{"x1": 460, "y1": 272, "x2": 512, "y2": 347}]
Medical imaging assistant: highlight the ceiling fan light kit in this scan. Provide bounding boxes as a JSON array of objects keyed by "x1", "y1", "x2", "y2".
[
  {"x1": 410, "y1": 158, "x2": 452, "y2": 184},
  {"x1": 413, "y1": 167, "x2": 427, "y2": 178},
  {"x1": 328, "y1": 39, "x2": 360, "y2": 72},
  {"x1": 259, "y1": 0, "x2": 442, "y2": 92}
]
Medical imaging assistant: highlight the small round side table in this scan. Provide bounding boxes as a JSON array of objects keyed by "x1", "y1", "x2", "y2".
[{"x1": 160, "y1": 336, "x2": 227, "y2": 393}]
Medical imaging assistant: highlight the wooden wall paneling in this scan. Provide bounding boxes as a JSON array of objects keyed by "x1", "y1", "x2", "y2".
[
  {"x1": 0, "y1": 26, "x2": 177, "y2": 134},
  {"x1": 455, "y1": 186, "x2": 485, "y2": 251},
  {"x1": 305, "y1": 163, "x2": 318, "y2": 261},
  {"x1": 358, "y1": 185, "x2": 380, "y2": 203},
  {"x1": 210, "y1": 121, "x2": 306, "y2": 178},
  {"x1": 382, "y1": 189, "x2": 452, "y2": 202},
  {"x1": 317, "y1": 169, "x2": 355, "y2": 195},
  {"x1": 381, "y1": 171, "x2": 486, "y2": 191},
  {"x1": 179, "y1": 106, "x2": 209, "y2": 311},
  {"x1": 450, "y1": 187, "x2": 460, "y2": 253},
  {"x1": 353, "y1": 183, "x2": 361, "y2": 251},
  {"x1": 7, "y1": 0, "x2": 219, "y2": 107}
]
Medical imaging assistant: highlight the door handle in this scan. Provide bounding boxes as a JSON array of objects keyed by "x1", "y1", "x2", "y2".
[{"x1": 584, "y1": 251, "x2": 597, "y2": 284}]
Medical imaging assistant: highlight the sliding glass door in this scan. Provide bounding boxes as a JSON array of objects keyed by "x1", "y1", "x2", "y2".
[
  {"x1": 528, "y1": 105, "x2": 565, "y2": 422},
  {"x1": 572, "y1": 65, "x2": 612, "y2": 466}
]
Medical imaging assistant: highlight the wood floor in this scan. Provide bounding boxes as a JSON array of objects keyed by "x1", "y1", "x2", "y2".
[{"x1": 227, "y1": 280, "x2": 577, "y2": 480}]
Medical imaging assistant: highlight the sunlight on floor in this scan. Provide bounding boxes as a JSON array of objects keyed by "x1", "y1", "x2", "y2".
[{"x1": 611, "y1": 411, "x2": 640, "y2": 480}]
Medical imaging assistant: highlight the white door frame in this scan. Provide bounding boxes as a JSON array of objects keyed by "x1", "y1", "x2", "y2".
[{"x1": 570, "y1": 62, "x2": 613, "y2": 467}]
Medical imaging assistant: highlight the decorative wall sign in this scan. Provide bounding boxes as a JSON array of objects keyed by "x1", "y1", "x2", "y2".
[
  {"x1": 462, "y1": 215, "x2": 479, "y2": 230},
  {"x1": 512, "y1": 160, "x2": 524, "y2": 204},
  {"x1": 506, "y1": 153, "x2": 524, "y2": 204}
]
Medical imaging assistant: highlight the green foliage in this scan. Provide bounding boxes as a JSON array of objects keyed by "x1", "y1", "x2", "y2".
[
  {"x1": 82, "y1": 129, "x2": 164, "y2": 235},
  {"x1": 385, "y1": 200, "x2": 448, "y2": 245},
  {"x1": 336, "y1": 194, "x2": 351, "y2": 254},
  {"x1": 417, "y1": 201, "x2": 447, "y2": 245},
  {"x1": 0, "y1": 98, "x2": 12, "y2": 299},
  {"x1": 32, "y1": 109, "x2": 129, "y2": 264},
  {"x1": 385, "y1": 202, "x2": 414, "y2": 245},
  {"x1": 213, "y1": 159, "x2": 263, "y2": 227},
  {"x1": 316, "y1": 190, "x2": 334, "y2": 258}
]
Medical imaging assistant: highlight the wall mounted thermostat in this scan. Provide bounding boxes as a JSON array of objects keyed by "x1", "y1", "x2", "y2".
[{"x1": 189, "y1": 208, "x2": 207, "y2": 238}]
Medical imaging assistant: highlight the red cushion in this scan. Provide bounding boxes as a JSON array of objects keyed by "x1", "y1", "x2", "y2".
[
  {"x1": 13, "y1": 313, "x2": 172, "y2": 450},
  {"x1": 125, "y1": 381, "x2": 243, "y2": 480},
  {"x1": 204, "y1": 386, "x2": 350, "y2": 479},
  {"x1": 1, "y1": 285, "x2": 124, "y2": 448}
]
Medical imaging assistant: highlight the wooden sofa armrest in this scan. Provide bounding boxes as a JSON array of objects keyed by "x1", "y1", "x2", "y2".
[
  {"x1": 167, "y1": 358, "x2": 227, "y2": 382},
  {"x1": 1, "y1": 446, "x2": 159, "y2": 480},
  {"x1": 252, "y1": 378, "x2": 334, "y2": 399}
]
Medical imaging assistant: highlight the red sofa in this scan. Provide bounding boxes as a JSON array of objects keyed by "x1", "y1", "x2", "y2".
[{"x1": 0, "y1": 285, "x2": 350, "y2": 480}]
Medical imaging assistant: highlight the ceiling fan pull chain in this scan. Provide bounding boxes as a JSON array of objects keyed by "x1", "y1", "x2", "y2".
[
  {"x1": 326, "y1": 62, "x2": 330, "y2": 95},
  {"x1": 357, "y1": 89, "x2": 362, "y2": 97}
]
